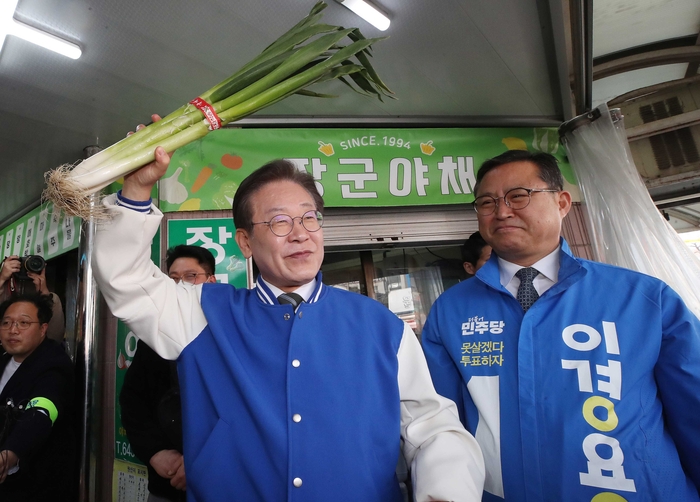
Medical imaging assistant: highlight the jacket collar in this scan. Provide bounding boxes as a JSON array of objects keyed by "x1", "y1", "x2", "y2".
[
  {"x1": 476, "y1": 238, "x2": 585, "y2": 296},
  {"x1": 255, "y1": 272, "x2": 324, "y2": 305}
]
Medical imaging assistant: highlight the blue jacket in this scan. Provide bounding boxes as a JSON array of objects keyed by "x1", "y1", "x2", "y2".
[
  {"x1": 179, "y1": 276, "x2": 405, "y2": 502},
  {"x1": 423, "y1": 240, "x2": 700, "y2": 501}
]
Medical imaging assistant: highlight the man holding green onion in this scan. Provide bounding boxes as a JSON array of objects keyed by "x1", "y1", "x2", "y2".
[{"x1": 92, "y1": 146, "x2": 485, "y2": 501}]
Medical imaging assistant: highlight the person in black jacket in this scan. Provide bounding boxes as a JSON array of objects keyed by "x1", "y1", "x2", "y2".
[
  {"x1": 120, "y1": 245, "x2": 216, "y2": 502},
  {"x1": 461, "y1": 231, "x2": 492, "y2": 276},
  {"x1": 0, "y1": 293, "x2": 75, "y2": 502}
]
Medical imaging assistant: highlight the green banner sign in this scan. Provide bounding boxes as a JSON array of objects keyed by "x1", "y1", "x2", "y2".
[
  {"x1": 160, "y1": 127, "x2": 570, "y2": 212},
  {"x1": 0, "y1": 203, "x2": 80, "y2": 260}
]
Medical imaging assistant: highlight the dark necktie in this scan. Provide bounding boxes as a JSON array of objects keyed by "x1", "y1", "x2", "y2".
[
  {"x1": 515, "y1": 267, "x2": 540, "y2": 312},
  {"x1": 277, "y1": 292, "x2": 304, "y2": 308}
]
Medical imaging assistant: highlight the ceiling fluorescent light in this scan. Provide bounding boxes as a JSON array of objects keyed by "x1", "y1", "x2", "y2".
[
  {"x1": 0, "y1": 0, "x2": 20, "y2": 55},
  {"x1": 11, "y1": 20, "x2": 82, "y2": 59},
  {"x1": 336, "y1": 0, "x2": 390, "y2": 31},
  {"x1": 0, "y1": 0, "x2": 81, "y2": 60}
]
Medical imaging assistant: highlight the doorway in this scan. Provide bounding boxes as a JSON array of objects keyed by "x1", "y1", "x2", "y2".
[{"x1": 321, "y1": 244, "x2": 466, "y2": 339}]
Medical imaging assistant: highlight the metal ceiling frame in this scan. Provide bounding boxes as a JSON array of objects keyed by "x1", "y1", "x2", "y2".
[
  {"x1": 569, "y1": 0, "x2": 593, "y2": 114},
  {"x1": 231, "y1": 114, "x2": 564, "y2": 128},
  {"x1": 593, "y1": 46, "x2": 700, "y2": 81},
  {"x1": 609, "y1": 73, "x2": 700, "y2": 106}
]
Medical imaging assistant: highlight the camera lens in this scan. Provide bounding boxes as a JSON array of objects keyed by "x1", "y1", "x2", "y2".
[{"x1": 24, "y1": 255, "x2": 46, "y2": 274}]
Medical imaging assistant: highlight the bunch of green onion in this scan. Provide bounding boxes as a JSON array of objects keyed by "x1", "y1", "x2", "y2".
[{"x1": 44, "y1": 1, "x2": 393, "y2": 218}]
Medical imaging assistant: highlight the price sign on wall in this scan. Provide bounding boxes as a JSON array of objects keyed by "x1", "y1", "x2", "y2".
[{"x1": 0, "y1": 203, "x2": 79, "y2": 260}]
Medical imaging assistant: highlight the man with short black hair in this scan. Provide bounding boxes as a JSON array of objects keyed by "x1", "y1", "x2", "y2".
[
  {"x1": 0, "y1": 293, "x2": 75, "y2": 502},
  {"x1": 93, "y1": 149, "x2": 485, "y2": 502},
  {"x1": 165, "y1": 245, "x2": 216, "y2": 281},
  {"x1": 423, "y1": 149, "x2": 700, "y2": 501}
]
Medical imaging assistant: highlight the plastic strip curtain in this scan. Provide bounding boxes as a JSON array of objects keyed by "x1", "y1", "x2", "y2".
[{"x1": 560, "y1": 102, "x2": 700, "y2": 318}]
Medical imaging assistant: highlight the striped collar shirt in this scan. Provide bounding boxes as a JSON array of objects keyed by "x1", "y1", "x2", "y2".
[{"x1": 255, "y1": 275, "x2": 323, "y2": 306}]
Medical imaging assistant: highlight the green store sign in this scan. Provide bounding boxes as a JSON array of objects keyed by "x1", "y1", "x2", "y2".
[{"x1": 143, "y1": 127, "x2": 569, "y2": 213}]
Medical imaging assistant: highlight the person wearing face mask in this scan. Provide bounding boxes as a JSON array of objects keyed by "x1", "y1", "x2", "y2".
[{"x1": 120, "y1": 245, "x2": 217, "y2": 502}]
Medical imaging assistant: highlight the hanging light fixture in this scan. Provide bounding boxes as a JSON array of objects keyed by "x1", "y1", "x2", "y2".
[
  {"x1": 0, "y1": 0, "x2": 82, "y2": 59},
  {"x1": 335, "y1": 0, "x2": 391, "y2": 31}
]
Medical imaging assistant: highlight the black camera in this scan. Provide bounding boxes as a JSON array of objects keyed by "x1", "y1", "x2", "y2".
[{"x1": 14, "y1": 255, "x2": 46, "y2": 280}]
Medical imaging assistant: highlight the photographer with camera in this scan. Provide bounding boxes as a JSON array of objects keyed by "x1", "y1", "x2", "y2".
[{"x1": 0, "y1": 256, "x2": 64, "y2": 343}]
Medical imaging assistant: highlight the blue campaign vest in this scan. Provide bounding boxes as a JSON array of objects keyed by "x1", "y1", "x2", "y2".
[
  {"x1": 177, "y1": 274, "x2": 406, "y2": 502},
  {"x1": 423, "y1": 240, "x2": 700, "y2": 502}
]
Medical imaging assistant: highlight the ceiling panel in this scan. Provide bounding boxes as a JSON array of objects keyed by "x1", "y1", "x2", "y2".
[
  {"x1": 592, "y1": 63, "x2": 688, "y2": 107},
  {"x1": 593, "y1": 0, "x2": 700, "y2": 58}
]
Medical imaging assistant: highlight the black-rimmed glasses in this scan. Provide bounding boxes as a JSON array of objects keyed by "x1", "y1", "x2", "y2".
[
  {"x1": 169, "y1": 272, "x2": 211, "y2": 284},
  {"x1": 0, "y1": 319, "x2": 43, "y2": 330},
  {"x1": 252, "y1": 210, "x2": 324, "y2": 237},
  {"x1": 473, "y1": 187, "x2": 559, "y2": 215}
]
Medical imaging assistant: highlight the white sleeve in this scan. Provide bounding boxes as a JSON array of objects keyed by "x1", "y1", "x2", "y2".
[
  {"x1": 92, "y1": 194, "x2": 207, "y2": 360},
  {"x1": 398, "y1": 323, "x2": 485, "y2": 502}
]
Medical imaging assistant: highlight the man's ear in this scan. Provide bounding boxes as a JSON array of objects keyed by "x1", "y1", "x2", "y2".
[
  {"x1": 557, "y1": 190, "x2": 572, "y2": 217},
  {"x1": 235, "y1": 228, "x2": 253, "y2": 259},
  {"x1": 463, "y1": 262, "x2": 476, "y2": 275}
]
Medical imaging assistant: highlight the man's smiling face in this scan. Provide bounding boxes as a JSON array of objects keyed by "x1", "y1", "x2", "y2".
[
  {"x1": 476, "y1": 160, "x2": 571, "y2": 267},
  {"x1": 235, "y1": 180, "x2": 324, "y2": 292}
]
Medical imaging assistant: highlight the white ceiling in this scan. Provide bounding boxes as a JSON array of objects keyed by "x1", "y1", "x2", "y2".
[{"x1": 592, "y1": 0, "x2": 700, "y2": 58}]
